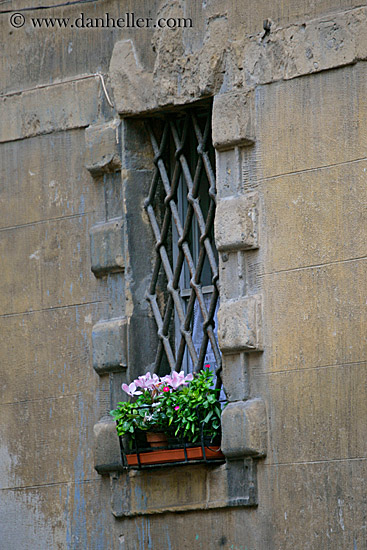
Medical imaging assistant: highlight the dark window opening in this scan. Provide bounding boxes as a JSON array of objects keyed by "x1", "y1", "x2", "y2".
[{"x1": 144, "y1": 104, "x2": 222, "y2": 390}]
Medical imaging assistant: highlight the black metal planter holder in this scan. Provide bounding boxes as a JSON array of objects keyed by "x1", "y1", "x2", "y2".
[{"x1": 118, "y1": 423, "x2": 225, "y2": 470}]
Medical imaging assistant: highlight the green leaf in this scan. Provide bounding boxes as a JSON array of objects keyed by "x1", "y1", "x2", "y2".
[{"x1": 203, "y1": 410, "x2": 213, "y2": 423}]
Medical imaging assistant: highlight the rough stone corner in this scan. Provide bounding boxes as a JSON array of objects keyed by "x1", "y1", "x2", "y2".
[{"x1": 212, "y1": 90, "x2": 255, "y2": 151}]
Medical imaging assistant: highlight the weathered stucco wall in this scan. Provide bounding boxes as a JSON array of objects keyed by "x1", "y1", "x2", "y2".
[
  {"x1": 1, "y1": 0, "x2": 366, "y2": 548},
  {"x1": 255, "y1": 62, "x2": 367, "y2": 549}
]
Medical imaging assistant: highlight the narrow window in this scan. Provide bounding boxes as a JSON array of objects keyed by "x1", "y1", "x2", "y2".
[{"x1": 144, "y1": 104, "x2": 222, "y2": 389}]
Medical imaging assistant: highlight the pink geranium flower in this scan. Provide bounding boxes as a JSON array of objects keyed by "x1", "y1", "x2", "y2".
[{"x1": 174, "y1": 406, "x2": 180, "y2": 411}]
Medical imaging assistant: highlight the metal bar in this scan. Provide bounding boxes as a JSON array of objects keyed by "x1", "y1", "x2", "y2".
[
  {"x1": 146, "y1": 293, "x2": 176, "y2": 369},
  {"x1": 191, "y1": 111, "x2": 217, "y2": 202},
  {"x1": 153, "y1": 340, "x2": 165, "y2": 374}
]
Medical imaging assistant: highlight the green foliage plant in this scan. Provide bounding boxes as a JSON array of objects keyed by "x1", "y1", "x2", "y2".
[
  {"x1": 110, "y1": 368, "x2": 224, "y2": 446},
  {"x1": 161, "y1": 368, "x2": 223, "y2": 443}
]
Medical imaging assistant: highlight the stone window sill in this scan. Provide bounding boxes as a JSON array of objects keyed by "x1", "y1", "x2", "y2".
[
  {"x1": 110, "y1": 460, "x2": 257, "y2": 517},
  {"x1": 94, "y1": 417, "x2": 257, "y2": 516}
]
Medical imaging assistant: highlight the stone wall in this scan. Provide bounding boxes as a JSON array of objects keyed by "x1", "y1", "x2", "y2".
[{"x1": 0, "y1": 1, "x2": 366, "y2": 549}]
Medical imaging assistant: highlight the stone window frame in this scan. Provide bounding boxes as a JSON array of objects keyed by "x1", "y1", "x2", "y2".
[{"x1": 86, "y1": 90, "x2": 268, "y2": 517}]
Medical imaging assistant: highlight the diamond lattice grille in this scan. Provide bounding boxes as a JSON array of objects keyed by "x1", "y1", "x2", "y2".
[{"x1": 144, "y1": 107, "x2": 222, "y2": 387}]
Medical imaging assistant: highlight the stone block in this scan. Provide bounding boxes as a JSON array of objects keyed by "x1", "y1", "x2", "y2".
[
  {"x1": 221, "y1": 353, "x2": 250, "y2": 402},
  {"x1": 215, "y1": 193, "x2": 259, "y2": 251},
  {"x1": 0, "y1": 486, "x2": 59, "y2": 548},
  {"x1": 0, "y1": 129, "x2": 103, "y2": 229},
  {"x1": 226, "y1": 0, "x2": 363, "y2": 41},
  {"x1": 110, "y1": 40, "x2": 155, "y2": 116},
  {"x1": 221, "y1": 399, "x2": 267, "y2": 458},
  {"x1": 92, "y1": 318, "x2": 128, "y2": 374},
  {"x1": 241, "y1": 6, "x2": 367, "y2": 93},
  {"x1": 0, "y1": 394, "x2": 98, "y2": 488},
  {"x1": 0, "y1": 77, "x2": 100, "y2": 143},
  {"x1": 0, "y1": 214, "x2": 100, "y2": 315},
  {"x1": 94, "y1": 417, "x2": 123, "y2": 474},
  {"x1": 85, "y1": 118, "x2": 121, "y2": 175},
  {"x1": 218, "y1": 252, "x2": 245, "y2": 301},
  {"x1": 264, "y1": 458, "x2": 367, "y2": 550},
  {"x1": 90, "y1": 218, "x2": 124, "y2": 277},
  {"x1": 264, "y1": 259, "x2": 367, "y2": 373},
  {"x1": 257, "y1": 63, "x2": 367, "y2": 179},
  {"x1": 226, "y1": 458, "x2": 258, "y2": 507},
  {"x1": 262, "y1": 160, "x2": 367, "y2": 273},
  {"x1": 0, "y1": 303, "x2": 102, "y2": 404},
  {"x1": 120, "y1": 121, "x2": 153, "y2": 171},
  {"x1": 218, "y1": 295, "x2": 263, "y2": 352},
  {"x1": 215, "y1": 148, "x2": 240, "y2": 198},
  {"x1": 110, "y1": 371, "x2": 129, "y2": 410},
  {"x1": 104, "y1": 172, "x2": 123, "y2": 220},
  {"x1": 212, "y1": 91, "x2": 255, "y2": 150},
  {"x1": 264, "y1": 362, "x2": 367, "y2": 464}
]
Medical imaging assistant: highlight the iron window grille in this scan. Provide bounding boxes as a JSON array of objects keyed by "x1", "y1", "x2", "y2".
[{"x1": 144, "y1": 104, "x2": 222, "y2": 390}]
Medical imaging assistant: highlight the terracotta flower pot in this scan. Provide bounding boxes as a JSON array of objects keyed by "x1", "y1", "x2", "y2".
[
  {"x1": 146, "y1": 432, "x2": 168, "y2": 448},
  {"x1": 125, "y1": 445, "x2": 224, "y2": 467}
]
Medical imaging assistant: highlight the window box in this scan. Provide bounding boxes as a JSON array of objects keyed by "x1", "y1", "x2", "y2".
[
  {"x1": 124, "y1": 444, "x2": 224, "y2": 468},
  {"x1": 120, "y1": 431, "x2": 224, "y2": 469},
  {"x1": 111, "y1": 369, "x2": 225, "y2": 469}
]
